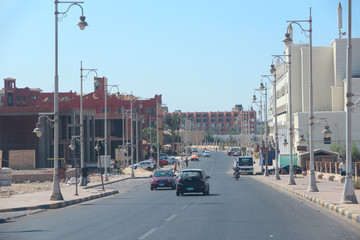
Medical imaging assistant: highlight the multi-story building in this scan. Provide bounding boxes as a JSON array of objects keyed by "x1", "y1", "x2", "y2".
[
  {"x1": 269, "y1": 38, "x2": 360, "y2": 167},
  {"x1": 0, "y1": 77, "x2": 162, "y2": 168},
  {"x1": 164, "y1": 105, "x2": 256, "y2": 136}
]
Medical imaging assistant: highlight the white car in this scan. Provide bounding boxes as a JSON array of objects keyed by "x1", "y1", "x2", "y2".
[{"x1": 203, "y1": 151, "x2": 210, "y2": 157}]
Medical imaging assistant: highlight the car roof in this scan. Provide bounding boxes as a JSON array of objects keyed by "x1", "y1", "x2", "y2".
[
  {"x1": 180, "y1": 169, "x2": 203, "y2": 172},
  {"x1": 155, "y1": 169, "x2": 172, "y2": 172}
]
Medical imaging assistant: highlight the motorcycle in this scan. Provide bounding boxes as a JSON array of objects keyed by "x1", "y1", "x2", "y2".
[{"x1": 233, "y1": 171, "x2": 240, "y2": 180}]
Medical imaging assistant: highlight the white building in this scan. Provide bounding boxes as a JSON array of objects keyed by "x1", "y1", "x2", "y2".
[{"x1": 268, "y1": 38, "x2": 360, "y2": 166}]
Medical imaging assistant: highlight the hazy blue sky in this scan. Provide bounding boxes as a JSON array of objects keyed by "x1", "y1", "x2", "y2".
[{"x1": 1, "y1": 0, "x2": 359, "y2": 112}]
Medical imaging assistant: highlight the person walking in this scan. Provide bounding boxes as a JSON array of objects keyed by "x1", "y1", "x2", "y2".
[
  {"x1": 81, "y1": 164, "x2": 88, "y2": 186},
  {"x1": 174, "y1": 161, "x2": 178, "y2": 173},
  {"x1": 185, "y1": 158, "x2": 189, "y2": 168},
  {"x1": 339, "y1": 160, "x2": 346, "y2": 176}
]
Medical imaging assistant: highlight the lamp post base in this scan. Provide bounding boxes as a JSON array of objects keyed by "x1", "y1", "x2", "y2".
[
  {"x1": 340, "y1": 177, "x2": 358, "y2": 204},
  {"x1": 288, "y1": 172, "x2": 296, "y2": 185},
  {"x1": 274, "y1": 169, "x2": 281, "y2": 180},
  {"x1": 307, "y1": 171, "x2": 319, "y2": 192},
  {"x1": 50, "y1": 178, "x2": 63, "y2": 201}
]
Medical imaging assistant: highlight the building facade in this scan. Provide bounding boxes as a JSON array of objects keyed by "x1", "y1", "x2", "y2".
[
  {"x1": 0, "y1": 77, "x2": 162, "y2": 168},
  {"x1": 164, "y1": 105, "x2": 256, "y2": 136},
  {"x1": 269, "y1": 38, "x2": 360, "y2": 166}
]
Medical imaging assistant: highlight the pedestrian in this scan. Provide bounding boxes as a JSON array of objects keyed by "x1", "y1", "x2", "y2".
[
  {"x1": 185, "y1": 158, "x2": 189, "y2": 167},
  {"x1": 81, "y1": 164, "x2": 88, "y2": 186},
  {"x1": 174, "y1": 161, "x2": 178, "y2": 173},
  {"x1": 339, "y1": 160, "x2": 346, "y2": 176}
]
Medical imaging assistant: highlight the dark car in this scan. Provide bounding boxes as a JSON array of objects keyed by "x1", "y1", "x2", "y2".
[
  {"x1": 278, "y1": 165, "x2": 302, "y2": 174},
  {"x1": 150, "y1": 170, "x2": 176, "y2": 190},
  {"x1": 176, "y1": 169, "x2": 210, "y2": 196}
]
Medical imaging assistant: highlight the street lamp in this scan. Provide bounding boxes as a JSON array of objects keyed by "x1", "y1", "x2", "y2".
[
  {"x1": 261, "y1": 75, "x2": 281, "y2": 180},
  {"x1": 284, "y1": 8, "x2": 319, "y2": 192},
  {"x1": 95, "y1": 140, "x2": 106, "y2": 191},
  {"x1": 342, "y1": 0, "x2": 358, "y2": 204},
  {"x1": 80, "y1": 61, "x2": 98, "y2": 171},
  {"x1": 94, "y1": 78, "x2": 120, "y2": 181},
  {"x1": 33, "y1": 1, "x2": 87, "y2": 200},
  {"x1": 69, "y1": 135, "x2": 81, "y2": 196},
  {"x1": 253, "y1": 90, "x2": 264, "y2": 174},
  {"x1": 269, "y1": 54, "x2": 293, "y2": 184}
]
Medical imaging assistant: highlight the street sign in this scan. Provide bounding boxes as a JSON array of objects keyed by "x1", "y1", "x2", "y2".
[{"x1": 297, "y1": 146, "x2": 307, "y2": 151}]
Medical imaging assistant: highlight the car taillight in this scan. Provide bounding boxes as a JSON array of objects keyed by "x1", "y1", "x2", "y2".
[{"x1": 177, "y1": 178, "x2": 181, "y2": 183}]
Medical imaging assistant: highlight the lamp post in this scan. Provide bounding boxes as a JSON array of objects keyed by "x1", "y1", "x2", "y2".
[
  {"x1": 33, "y1": 1, "x2": 88, "y2": 201},
  {"x1": 95, "y1": 140, "x2": 106, "y2": 191},
  {"x1": 69, "y1": 135, "x2": 81, "y2": 195},
  {"x1": 95, "y1": 78, "x2": 120, "y2": 181},
  {"x1": 261, "y1": 75, "x2": 281, "y2": 180},
  {"x1": 156, "y1": 99, "x2": 160, "y2": 170},
  {"x1": 252, "y1": 90, "x2": 264, "y2": 173},
  {"x1": 283, "y1": 8, "x2": 318, "y2": 191},
  {"x1": 342, "y1": 0, "x2": 358, "y2": 203},
  {"x1": 80, "y1": 61, "x2": 98, "y2": 172},
  {"x1": 269, "y1": 54, "x2": 293, "y2": 184}
]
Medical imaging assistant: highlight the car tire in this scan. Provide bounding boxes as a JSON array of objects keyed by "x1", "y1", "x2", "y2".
[
  {"x1": 176, "y1": 191, "x2": 180, "y2": 196},
  {"x1": 150, "y1": 187, "x2": 153, "y2": 190}
]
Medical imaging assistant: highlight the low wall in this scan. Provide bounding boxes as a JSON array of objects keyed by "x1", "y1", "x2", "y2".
[{"x1": 10, "y1": 168, "x2": 78, "y2": 183}]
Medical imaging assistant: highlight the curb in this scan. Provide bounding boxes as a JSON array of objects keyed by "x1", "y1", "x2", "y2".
[
  {"x1": 253, "y1": 177, "x2": 360, "y2": 225},
  {"x1": 0, "y1": 190, "x2": 119, "y2": 213}
]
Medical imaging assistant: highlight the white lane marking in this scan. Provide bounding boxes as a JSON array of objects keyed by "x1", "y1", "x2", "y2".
[
  {"x1": 181, "y1": 204, "x2": 188, "y2": 210},
  {"x1": 138, "y1": 227, "x2": 158, "y2": 240},
  {"x1": 165, "y1": 214, "x2": 177, "y2": 222}
]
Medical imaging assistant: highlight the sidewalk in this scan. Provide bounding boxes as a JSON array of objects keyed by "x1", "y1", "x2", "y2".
[{"x1": 252, "y1": 160, "x2": 360, "y2": 225}]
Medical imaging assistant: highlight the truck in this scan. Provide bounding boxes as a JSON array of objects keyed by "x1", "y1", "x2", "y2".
[{"x1": 234, "y1": 156, "x2": 254, "y2": 175}]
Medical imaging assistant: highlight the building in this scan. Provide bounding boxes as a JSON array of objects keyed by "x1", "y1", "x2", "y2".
[
  {"x1": 269, "y1": 38, "x2": 360, "y2": 167},
  {"x1": 164, "y1": 105, "x2": 256, "y2": 136},
  {"x1": 0, "y1": 77, "x2": 162, "y2": 168}
]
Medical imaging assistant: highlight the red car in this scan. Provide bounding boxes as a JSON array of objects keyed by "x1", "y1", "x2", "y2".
[{"x1": 150, "y1": 170, "x2": 176, "y2": 190}]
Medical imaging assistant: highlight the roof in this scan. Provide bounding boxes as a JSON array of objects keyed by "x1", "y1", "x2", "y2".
[{"x1": 298, "y1": 149, "x2": 340, "y2": 157}]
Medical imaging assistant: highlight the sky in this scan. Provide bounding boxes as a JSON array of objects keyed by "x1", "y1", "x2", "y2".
[{"x1": 0, "y1": 0, "x2": 359, "y2": 113}]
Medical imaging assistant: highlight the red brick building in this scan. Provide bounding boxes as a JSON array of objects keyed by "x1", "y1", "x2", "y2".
[
  {"x1": 0, "y1": 77, "x2": 162, "y2": 168},
  {"x1": 164, "y1": 105, "x2": 256, "y2": 135}
]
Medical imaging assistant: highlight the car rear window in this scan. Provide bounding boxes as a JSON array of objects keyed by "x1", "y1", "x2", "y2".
[
  {"x1": 154, "y1": 171, "x2": 173, "y2": 177},
  {"x1": 181, "y1": 171, "x2": 202, "y2": 179}
]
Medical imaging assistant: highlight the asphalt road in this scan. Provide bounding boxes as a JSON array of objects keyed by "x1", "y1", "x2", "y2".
[{"x1": 1, "y1": 151, "x2": 360, "y2": 240}]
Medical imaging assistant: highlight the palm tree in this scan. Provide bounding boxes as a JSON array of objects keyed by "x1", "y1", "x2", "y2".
[{"x1": 164, "y1": 115, "x2": 181, "y2": 152}]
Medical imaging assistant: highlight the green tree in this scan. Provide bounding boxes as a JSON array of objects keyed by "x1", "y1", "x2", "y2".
[
  {"x1": 330, "y1": 143, "x2": 360, "y2": 162},
  {"x1": 164, "y1": 115, "x2": 182, "y2": 151},
  {"x1": 227, "y1": 126, "x2": 238, "y2": 135}
]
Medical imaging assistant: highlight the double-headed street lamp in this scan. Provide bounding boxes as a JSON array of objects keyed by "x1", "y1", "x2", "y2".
[
  {"x1": 253, "y1": 89, "x2": 265, "y2": 174},
  {"x1": 80, "y1": 61, "x2": 98, "y2": 171},
  {"x1": 283, "y1": 8, "x2": 318, "y2": 192},
  {"x1": 94, "y1": 78, "x2": 120, "y2": 181},
  {"x1": 269, "y1": 54, "x2": 292, "y2": 184},
  {"x1": 261, "y1": 75, "x2": 281, "y2": 180},
  {"x1": 33, "y1": 0, "x2": 88, "y2": 200}
]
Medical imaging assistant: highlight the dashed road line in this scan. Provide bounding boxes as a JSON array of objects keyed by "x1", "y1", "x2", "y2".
[
  {"x1": 181, "y1": 204, "x2": 188, "y2": 210},
  {"x1": 165, "y1": 214, "x2": 177, "y2": 222},
  {"x1": 138, "y1": 227, "x2": 158, "y2": 240}
]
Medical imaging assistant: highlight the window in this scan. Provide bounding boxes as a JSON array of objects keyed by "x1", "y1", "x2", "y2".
[
  {"x1": 218, "y1": 119, "x2": 223, "y2": 122},
  {"x1": 146, "y1": 108, "x2": 155, "y2": 115},
  {"x1": 218, "y1": 113, "x2": 224, "y2": 117},
  {"x1": 116, "y1": 108, "x2": 123, "y2": 113},
  {"x1": 22, "y1": 96, "x2": 27, "y2": 103},
  {"x1": 102, "y1": 108, "x2": 110, "y2": 113},
  {"x1": 16, "y1": 96, "x2": 21, "y2": 103},
  {"x1": 211, "y1": 119, "x2": 216, "y2": 122},
  {"x1": 211, "y1": 113, "x2": 216, "y2": 117},
  {"x1": 196, "y1": 119, "x2": 201, "y2": 122},
  {"x1": 226, "y1": 113, "x2": 231, "y2": 117},
  {"x1": 31, "y1": 96, "x2": 38, "y2": 100}
]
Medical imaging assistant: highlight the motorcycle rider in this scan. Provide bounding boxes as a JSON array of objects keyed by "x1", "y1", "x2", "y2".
[{"x1": 233, "y1": 164, "x2": 240, "y2": 178}]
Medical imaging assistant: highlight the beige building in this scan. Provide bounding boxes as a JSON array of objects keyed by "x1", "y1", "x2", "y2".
[{"x1": 268, "y1": 38, "x2": 360, "y2": 166}]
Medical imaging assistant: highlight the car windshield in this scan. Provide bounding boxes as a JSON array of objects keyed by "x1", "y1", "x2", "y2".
[
  {"x1": 153, "y1": 171, "x2": 173, "y2": 177},
  {"x1": 237, "y1": 158, "x2": 253, "y2": 166}
]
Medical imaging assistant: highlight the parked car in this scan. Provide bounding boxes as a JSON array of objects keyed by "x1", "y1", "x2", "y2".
[
  {"x1": 159, "y1": 156, "x2": 170, "y2": 166},
  {"x1": 277, "y1": 165, "x2": 302, "y2": 174},
  {"x1": 150, "y1": 170, "x2": 176, "y2": 190},
  {"x1": 138, "y1": 160, "x2": 155, "y2": 170},
  {"x1": 191, "y1": 154, "x2": 199, "y2": 161},
  {"x1": 191, "y1": 148, "x2": 198, "y2": 153},
  {"x1": 176, "y1": 169, "x2": 210, "y2": 196},
  {"x1": 203, "y1": 151, "x2": 210, "y2": 157}
]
